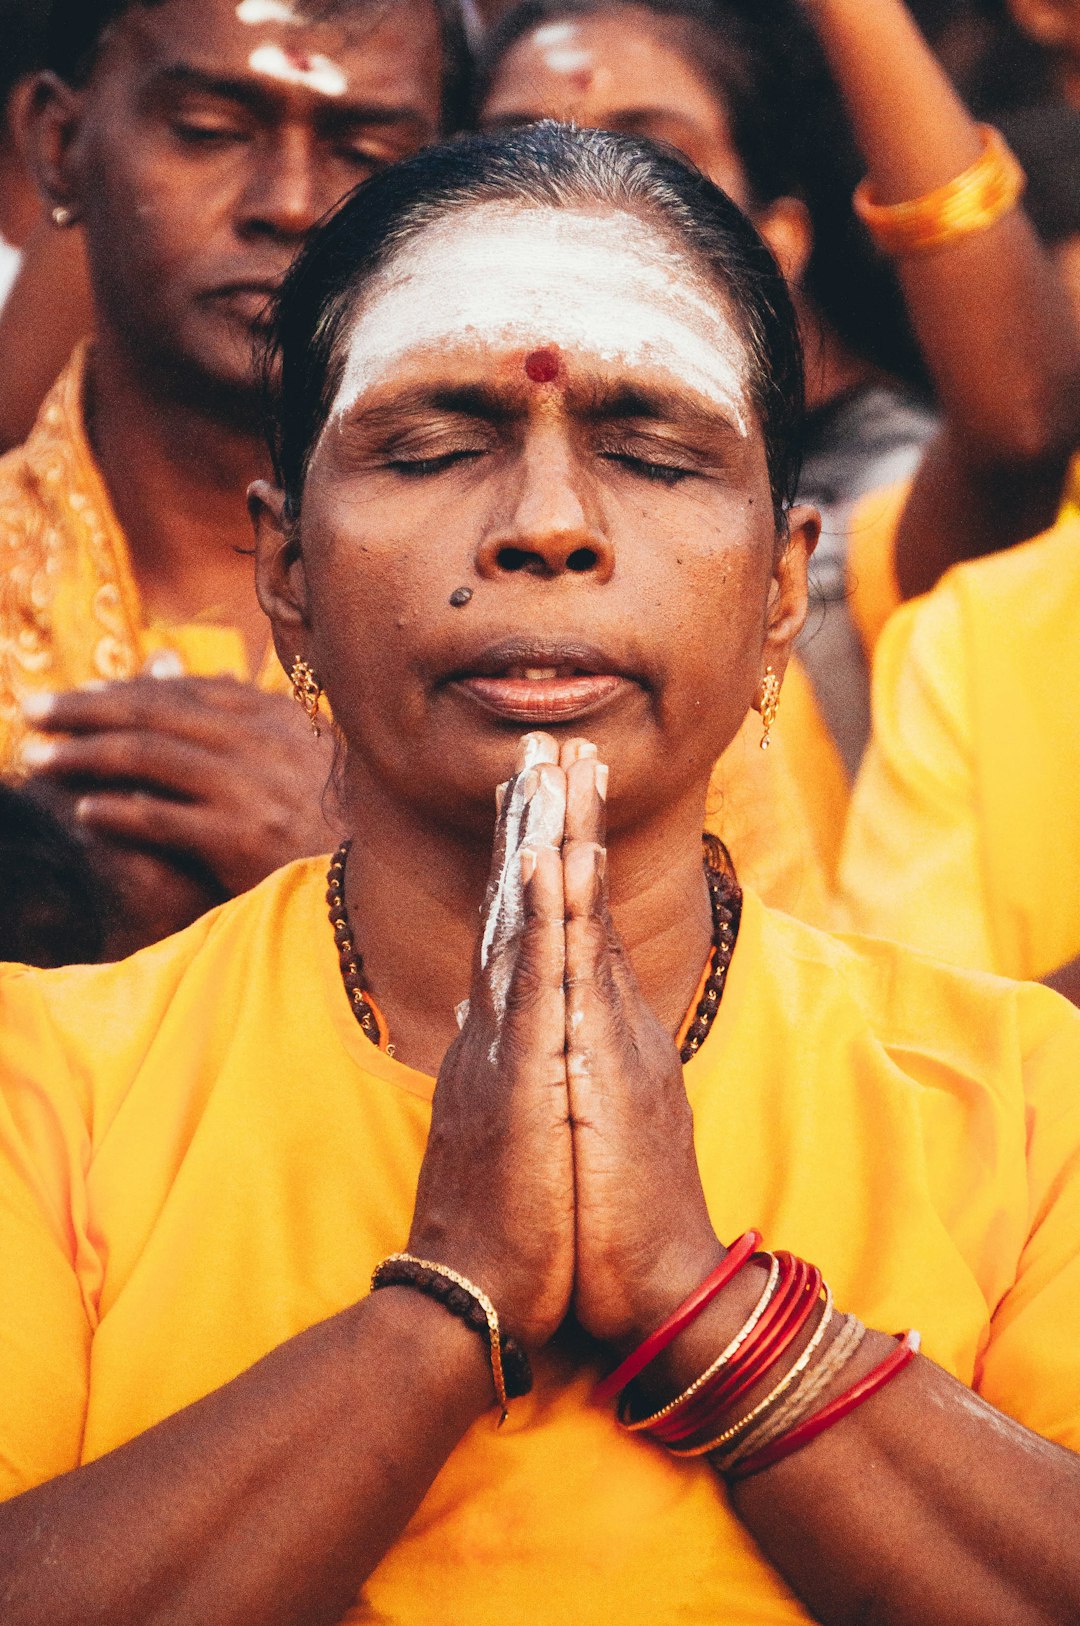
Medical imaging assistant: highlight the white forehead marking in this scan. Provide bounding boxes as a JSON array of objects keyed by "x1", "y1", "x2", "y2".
[
  {"x1": 333, "y1": 205, "x2": 750, "y2": 432},
  {"x1": 531, "y1": 20, "x2": 596, "y2": 75},
  {"x1": 248, "y1": 43, "x2": 348, "y2": 96},
  {"x1": 237, "y1": 0, "x2": 300, "y2": 22}
]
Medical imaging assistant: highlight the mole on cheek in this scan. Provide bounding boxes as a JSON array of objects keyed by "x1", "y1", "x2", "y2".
[{"x1": 524, "y1": 347, "x2": 561, "y2": 385}]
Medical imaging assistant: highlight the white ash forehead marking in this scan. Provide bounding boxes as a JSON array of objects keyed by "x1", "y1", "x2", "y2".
[
  {"x1": 331, "y1": 205, "x2": 751, "y2": 434},
  {"x1": 248, "y1": 42, "x2": 348, "y2": 96},
  {"x1": 237, "y1": 0, "x2": 300, "y2": 23},
  {"x1": 531, "y1": 20, "x2": 596, "y2": 75}
]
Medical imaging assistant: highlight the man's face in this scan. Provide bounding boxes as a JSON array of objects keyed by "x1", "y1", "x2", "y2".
[{"x1": 58, "y1": 0, "x2": 444, "y2": 407}]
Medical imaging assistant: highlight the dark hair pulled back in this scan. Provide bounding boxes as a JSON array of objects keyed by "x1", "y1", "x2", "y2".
[{"x1": 265, "y1": 121, "x2": 805, "y2": 526}]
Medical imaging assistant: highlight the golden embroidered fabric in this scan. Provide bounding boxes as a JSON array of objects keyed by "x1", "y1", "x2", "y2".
[{"x1": 0, "y1": 344, "x2": 286, "y2": 767}]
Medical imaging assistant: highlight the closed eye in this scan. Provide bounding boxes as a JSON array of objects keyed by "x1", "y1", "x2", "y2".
[
  {"x1": 387, "y1": 450, "x2": 488, "y2": 477},
  {"x1": 601, "y1": 451, "x2": 695, "y2": 487}
]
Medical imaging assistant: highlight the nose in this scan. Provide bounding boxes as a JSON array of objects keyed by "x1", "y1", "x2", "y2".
[
  {"x1": 475, "y1": 433, "x2": 615, "y2": 583},
  {"x1": 237, "y1": 128, "x2": 322, "y2": 243}
]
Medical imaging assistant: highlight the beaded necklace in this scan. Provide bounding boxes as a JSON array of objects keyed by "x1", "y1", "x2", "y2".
[{"x1": 326, "y1": 833, "x2": 742, "y2": 1064}]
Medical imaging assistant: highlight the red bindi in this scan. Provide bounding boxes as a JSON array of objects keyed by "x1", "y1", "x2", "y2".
[{"x1": 524, "y1": 348, "x2": 561, "y2": 385}]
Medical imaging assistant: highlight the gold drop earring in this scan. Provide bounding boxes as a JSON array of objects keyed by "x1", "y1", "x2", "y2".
[
  {"x1": 758, "y1": 666, "x2": 781, "y2": 751},
  {"x1": 290, "y1": 657, "x2": 323, "y2": 738}
]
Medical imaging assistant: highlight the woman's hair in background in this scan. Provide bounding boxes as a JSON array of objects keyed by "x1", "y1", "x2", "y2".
[
  {"x1": 264, "y1": 121, "x2": 805, "y2": 524},
  {"x1": 475, "y1": 0, "x2": 929, "y2": 393},
  {"x1": 41, "y1": 0, "x2": 473, "y2": 129}
]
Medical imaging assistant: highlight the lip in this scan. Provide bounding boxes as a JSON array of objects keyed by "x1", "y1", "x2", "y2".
[{"x1": 443, "y1": 638, "x2": 641, "y2": 726}]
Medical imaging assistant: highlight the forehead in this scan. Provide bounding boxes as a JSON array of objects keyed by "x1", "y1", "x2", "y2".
[
  {"x1": 334, "y1": 202, "x2": 753, "y2": 419},
  {"x1": 101, "y1": 0, "x2": 443, "y2": 107},
  {"x1": 483, "y1": 14, "x2": 749, "y2": 207}
]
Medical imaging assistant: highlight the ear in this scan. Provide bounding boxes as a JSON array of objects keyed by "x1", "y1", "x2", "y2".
[
  {"x1": 753, "y1": 196, "x2": 813, "y2": 288},
  {"x1": 250, "y1": 479, "x2": 313, "y2": 672},
  {"x1": 1008, "y1": 0, "x2": 1073, "y2": 47},
  {"x1": 21, "y1": 72, "x2": 88, "y2": 219},
  {"x1": 753, "y1": 503, "x2": 819, "y2": 707}
]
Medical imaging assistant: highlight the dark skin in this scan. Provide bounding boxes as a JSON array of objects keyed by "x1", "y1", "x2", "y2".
[
  {"x1": 13, "y1": 0, "x2": 444, "y2": 949},
  {"x1": 3, "y1": 205, "x2": 1080, "y2": 1625}
]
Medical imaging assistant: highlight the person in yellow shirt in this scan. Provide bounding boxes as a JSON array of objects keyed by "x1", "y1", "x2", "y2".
[
  {"x1": 0, "y1": 0, "x2": 463, "y2": 950},
  {"x1": 4, "y1": 123, "x2": 1080, "y2": 1626},
  {"x1": 839, "y1": 508, "x2": 1080, "y2": 1001}
]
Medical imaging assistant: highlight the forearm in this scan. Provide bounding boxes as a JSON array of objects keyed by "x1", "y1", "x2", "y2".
[
  {"x1": 0, "y1": 1288, "x2": 491, "y2": 1626},
  {"x1": 643, "y1": 1282, "x2": 1080, "y2": 1626},
  {"x1": 805, "y1": 0, "x2": 1080, "y2": 469}
]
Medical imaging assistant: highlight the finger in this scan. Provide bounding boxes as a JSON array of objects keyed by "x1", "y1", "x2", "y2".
[
  {"x1": 498, "y1": 843, "x2": 566, "y2": 1068},
  {"x1": 20, "y1": 675, "x2": 267, "y2": 741},
  {"x1": 73, "y1": 791, "x2": 215, "y2": 855},
  {"x1": 18, "y1": 730, "x2": 215, "y2": 800},
  {"x1": 481, "y1": 762, "x2": 566, "y2": 986},
  {"x1": 559, "y1": 736, "x2": 598, "y2": 771},
  {"x1": 515, "y1": 731, "x2": 559, "y2": 773},
  {"x1": 564, "y1": 752, "x2": 608, "y2": 850}
]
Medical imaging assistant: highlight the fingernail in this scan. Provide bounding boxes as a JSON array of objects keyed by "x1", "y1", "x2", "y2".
[
  {"x1": 20, "y1": 691, "x2": 54, "y2": 721},
  {"x1": 576, "y1": 740, "x2": 598, "y2": 760},
  {"x1": 455, "y1": 998, "x2": 471, "y2": 1031},
  {"x1": 75, "y1": 796, "x2": 95, "y2": 821},
  {"x1": 495, "y1": 780, "x2": 509, "y2": 814},
  {"x1": 19, "y1": 737, "x2": 57, "y2": 768},
  {"x1": 520, "y1": 847, "x2": 538, "y2": 884},
  {"x1": 596, "y1": 846, "x2": 608, "y2": 880},
  {"x1": 595, "y1": 763, "x2": 609, "y2": 800}
]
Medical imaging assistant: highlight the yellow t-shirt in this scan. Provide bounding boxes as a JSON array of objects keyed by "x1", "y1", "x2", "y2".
[
  {"x1": 3, "y1": 857, "x2": 1079, "y2": 1622},
  {"x1": 839, "y1": 514, "x2": 1080, "y2": 981},
  {"x1": 0, "y1": 345, "x2": 286, "y2": 766}
]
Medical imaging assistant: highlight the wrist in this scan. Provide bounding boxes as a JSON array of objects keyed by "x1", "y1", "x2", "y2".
[
  {"x1": 356, "y1": 1285, "x2": 495, "y2": 1425},
  {"x1": 629, "y1": 1259, "x2": 776, "y2": 1410}
]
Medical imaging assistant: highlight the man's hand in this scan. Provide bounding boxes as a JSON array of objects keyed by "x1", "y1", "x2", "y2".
[
  {"x1": 408, "y1": 733, "x2": 576, "y2": 1353},
  {"x1": 20, "y1": 675, "x2": 341, "y2": 898},
  {"x1": 559, "y1": 739, "x2": 722, "y2": 1353}
]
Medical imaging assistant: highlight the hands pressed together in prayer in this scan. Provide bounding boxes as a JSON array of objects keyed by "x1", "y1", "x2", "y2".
[
  {"x1": 408, "y1": 732, "x2": 724, "y2": 1358},
  {"x1": 21, "y1": 674, "x2": 342, "y2": 954}
]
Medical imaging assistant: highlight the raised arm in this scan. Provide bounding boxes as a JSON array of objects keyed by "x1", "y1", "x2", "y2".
[
  {"x1": 802, "y1": 0, "x2": 1080, "y2": 598},
  {"x1": 0, "y1": 743, "x2": 574, "y2": 1626}
]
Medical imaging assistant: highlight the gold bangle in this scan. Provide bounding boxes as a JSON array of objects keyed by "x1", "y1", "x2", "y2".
[
  {"x1": 713, "y1": 1313, "x2": 867, "y2": 1471},
  {"x1": 853, "y1": 125, "x2": 1025, "y2": 256},
  {"x1": 667, "y1": 1288, "x2": 836, "y2": 1461},
  {"x1": 372, "y1": 1252, "x2": 510, "y2": 1423},
  {"x1": 619, "y1": 1254, "x2": 781, "y2": 1433}
]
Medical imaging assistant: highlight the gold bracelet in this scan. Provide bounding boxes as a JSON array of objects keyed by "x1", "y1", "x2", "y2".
[
  {"x1": 619, "y1": 1254, "x2": 781, "y2": 1433},
  {"x1": 853, "y1": 125, "x2": 1025, "y2": 256},
  {"x1": 713, "y1": 1313, "x2": 867, "y2": 1471},
  {"x1": 666, "y1": 1288, "x2": 836, "y2": 1461},
  {"x1": 372, "y1": 1252, "x2": 510, "y2": 1423}
]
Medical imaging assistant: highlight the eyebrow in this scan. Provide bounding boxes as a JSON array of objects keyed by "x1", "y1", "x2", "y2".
[
  {"x1": 149, "y1": 63, "x2": 434, "y2": 130},
  {"x1": 342, "y1": 379, "x2": 748, "y2": 437}
]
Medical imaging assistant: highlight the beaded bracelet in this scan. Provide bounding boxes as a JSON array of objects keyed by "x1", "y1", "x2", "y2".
[{"x1": 371, "y1": 1253, "x2": 533, "y2": 1425}]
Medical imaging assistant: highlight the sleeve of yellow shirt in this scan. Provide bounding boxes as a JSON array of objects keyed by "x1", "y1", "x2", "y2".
[
  {"x1": 0, "y1": 968, "x2": 93, "y2": 1499},
  {"x1": 837, "y1": 584, "x2": 998, "y2": 973},
  {"x1": 976, "y1": 983, "x2": 1080, "y2": 1451}
]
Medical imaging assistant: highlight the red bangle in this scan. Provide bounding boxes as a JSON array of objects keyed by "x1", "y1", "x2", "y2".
[
  {"x1": 655, "y1": 1260, "x2": 823, "y2": 1445},
  {"x1": 728, "y1": 1329, "x2": 922, "y2": 1482},
  {"x1": 594, "y1": 1231, "x2": 761, "y2": 1403}
]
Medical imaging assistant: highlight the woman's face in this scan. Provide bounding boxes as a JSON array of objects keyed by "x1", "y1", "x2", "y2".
[
  {"x1": 255, "y1": 202, "x2": 813, "y2": 835},
  {"x1": 480, "y1": 13, "x2": 753, "y2": 206}
]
